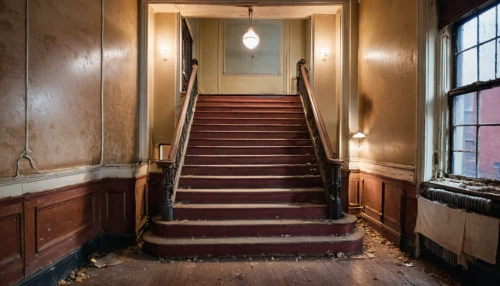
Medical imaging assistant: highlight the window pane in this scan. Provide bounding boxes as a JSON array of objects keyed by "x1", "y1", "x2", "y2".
[
  {"x1": 479, "y1": 41, "x2": 496, "y2": 82},
  {"x1": 453, "y1": 126, "x2": 477, "y2": 151},
  {"x1": 479, "y1": 7, "x2": 496, "y2": 42},
  {"x1": 453, "y1": 152, "x2": 477, "y2": 177},
  {"x1": 497, "y1": 39, "x2": 500, "y2": 78},
  {"x1": 479, "y1": 87, "x2": 500, "y2": 124},
  {"x1": 456, "y1": 48, "x2": 478, "y2": 87},
  {"x1": 453, "y1": 93, "x2": 477, "y2": 125},
  {"x1": 457, "y1": 17, "x2": 478, "y2": 52},
  {"x1": 478, "y1": 126, "x2": 500, "y2": 180}
]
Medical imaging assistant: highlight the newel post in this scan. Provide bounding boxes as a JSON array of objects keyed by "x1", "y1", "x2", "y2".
[
  {"x1": 328, "y1": 161, "x2": 344, "y2": 220},
  {"x1": 161, "y1": 165, "x2": 174, "y2": 221}
]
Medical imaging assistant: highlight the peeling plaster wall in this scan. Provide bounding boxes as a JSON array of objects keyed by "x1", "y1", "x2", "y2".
[
  {"x1": 198, "y1": 18, "x2": 306, "y2": 95},
  {"x1": 0, "y1": 0, "x2": 26, "y2": 178},
  {"x1": 28, "y1": 0, "x2": 102, "y2": 171},
  {"x1": 358, "y1": 0, "x2": 418, "y2": 166},
  {"x1": 0, "y1": 0, "x2": 139, "y2": 179},
  {"x1": 103, "y1": 0, "x2": 139, "y2": 164}
]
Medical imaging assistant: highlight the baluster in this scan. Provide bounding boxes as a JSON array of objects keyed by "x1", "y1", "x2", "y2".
[
  {"x1": 328, "y1": 162, "x2": 344, "y2": 220},
  {"x1": 161, "y1": 165, "x2": 175, "y2": 221}
]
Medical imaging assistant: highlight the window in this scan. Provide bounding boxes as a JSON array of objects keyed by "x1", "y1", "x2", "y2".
[{"x1": 450, "y1": 3, "x2": 500, "y2": 180}]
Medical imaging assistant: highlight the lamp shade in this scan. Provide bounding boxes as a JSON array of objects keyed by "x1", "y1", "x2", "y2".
[
  {"x1": 352, "y1": 131, "x2": 366, "y2": 139},
  {"x1": 243, "y1": 27, "x2": 259, "y2": 49}
]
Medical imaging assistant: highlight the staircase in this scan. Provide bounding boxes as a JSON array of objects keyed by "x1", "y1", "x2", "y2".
[{"x1": 144, "y1": 94, "x2": 364, "y2": 257}]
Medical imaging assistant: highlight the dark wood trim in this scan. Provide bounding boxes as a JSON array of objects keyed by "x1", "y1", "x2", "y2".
[
  {"x1": 0, "y1": 176, "x2": 140, "y2": 284},
  {"x1": 360, "y1": 171, "x2": 417, "y2": 251}
]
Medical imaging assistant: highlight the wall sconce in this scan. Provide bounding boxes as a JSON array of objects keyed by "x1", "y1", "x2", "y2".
[
  {"x1": 352, "y1": 130, "x2": 366, "y2": 150},
  {"x1": 159, "y1": 45, "x2": 168, "y2": 61},
  {"x1": 321, "y1": 49, "x2": 329, "y2": 61}
]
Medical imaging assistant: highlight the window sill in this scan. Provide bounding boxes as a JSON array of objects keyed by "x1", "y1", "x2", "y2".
[{"x1": 423, "y1": 178, "x2": 500, "y2": 201}]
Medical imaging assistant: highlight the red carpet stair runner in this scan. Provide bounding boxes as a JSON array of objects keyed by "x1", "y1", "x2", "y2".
[{"x1": 144, "y1": 94, "x2": 364, "y2": 257}]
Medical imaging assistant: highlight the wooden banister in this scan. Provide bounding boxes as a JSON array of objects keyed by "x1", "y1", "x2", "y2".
[
  {"x1": 157, "y1": 60, "x2": 198, "y2": 221},
  {"x1": 296, "y1": 59, "x2": 344, "y2": 220}
]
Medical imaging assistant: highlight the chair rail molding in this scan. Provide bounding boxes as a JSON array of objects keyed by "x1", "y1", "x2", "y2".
[
  {"x1": 359, "y1": 160, "x2": 415, "y2": 183},
  {"x1": 0, "y1": 164, "x2": 149, "y2": 199}
]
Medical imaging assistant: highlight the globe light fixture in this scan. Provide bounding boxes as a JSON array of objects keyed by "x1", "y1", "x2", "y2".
[{"x1": 243, "y1": 8, "x2": 259, "y2": 49}]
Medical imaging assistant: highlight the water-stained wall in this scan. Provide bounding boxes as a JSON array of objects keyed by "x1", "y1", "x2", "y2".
[
  {"x1": 28, "y1": 0, "x2": 102, "y2": 171},
  {"x1": 0, "y1": 0, "x2": 26, "y2": 178},
  {"x1": 0, "y1": 0, "x2": 139, "y2": 178},
  {"x1": 103, "y1": 0, "x2": 139, "y2": 164},
  {"x1": 358, "y1": 0, "x2": 418, "y2": 166}
]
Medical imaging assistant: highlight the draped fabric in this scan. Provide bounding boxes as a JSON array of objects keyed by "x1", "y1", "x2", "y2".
[{"x1": 438, "y1": 0, "x2": 489, "y2": 28}]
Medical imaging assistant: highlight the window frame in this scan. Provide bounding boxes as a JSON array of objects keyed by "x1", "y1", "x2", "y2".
[{"x1": 448, "y1": 2, "x2": 500, "y2": 181}]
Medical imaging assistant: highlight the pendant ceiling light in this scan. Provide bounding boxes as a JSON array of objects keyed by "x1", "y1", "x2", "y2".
[{"x1": 243, "y1": 8, "x2": 259, "y2": 49}]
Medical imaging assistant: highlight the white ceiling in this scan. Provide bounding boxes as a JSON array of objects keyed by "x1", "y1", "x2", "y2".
[{"x1": 150, "y1": 4, "x2": 341, "y2": 19}]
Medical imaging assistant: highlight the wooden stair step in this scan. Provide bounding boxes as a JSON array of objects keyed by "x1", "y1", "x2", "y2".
[
  {"x1": 143, "y1": 228, "x2": 365, "y2": 257},
  {"x1": 193, "y1": 118, "x2": 306, "y2": 125},
  {"x1": 173, "y1": 203, "x2": 327, "y2": 220},
  {"x1": 181, "y1": 164, "x2": 319, "y2": 176},
  {"x1": 185, "y1": 146, "x2": 314, "y2": 155},
  {"x1": 151, "y1": 214, "x2": 357, "y2": 237},
  {"x1": 188, "y1": 139, "x2": 312, "y2": 147},
  {"x1": 197, "y1": 95, "x2": 301, "y2": 103},
  {"x1": 189, "y1": 131, "x2": 310, "y2": 139},
  {"x1": 196, "y1": 106, "x2": 304, "y2": 112},
  {"x1": 190, "y1": 124, "x2": 307, "y2": 132},
  {"x1": 179, "y1": 175, "x2": 322, "y2": 189},
  {"x1": 175, "y1": 187, "x2": 323, "y2": 203},
  {"x1": 194, "y1": 111, "x2": 305, "y2": 119},
  {"x1": 196, "y1": 102, "x2": 302, "y2": 107},
  {"x1": 184, "y1": 155, "x2": 316, "y2": 165}
]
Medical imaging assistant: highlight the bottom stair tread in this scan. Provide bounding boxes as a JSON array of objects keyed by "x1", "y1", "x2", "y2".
[
  {"x1": 174, "y1": 203, "x2": 326, "y2": 209},
  {"x1": 152, "y1": 215, "x2": 356, "y2": 226},
  {"x1": 144, "y1": 228, "x2": 364, "y2": 246}
]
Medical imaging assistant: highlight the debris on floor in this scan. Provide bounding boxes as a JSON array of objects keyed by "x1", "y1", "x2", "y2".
[
  {"x1": 57, "y1": 267, "x2": 89, "y2": 285},
  {"x1": 93, "y1": 253, "x2": 124, "y2": 268}
]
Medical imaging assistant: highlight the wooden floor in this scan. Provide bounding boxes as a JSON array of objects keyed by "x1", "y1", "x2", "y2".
[{"x1": 76, "y1": 226, "x2": 471, "y2": 286}]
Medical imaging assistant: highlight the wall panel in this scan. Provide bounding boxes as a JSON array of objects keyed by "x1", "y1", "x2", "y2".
[
  {"x1": 0, "y1": 199, "x2": 24, "y2": 285},
  {"x1": 24, "y1": 182, "x2": 101, "y2": 276},
  {"x1": 101, "y1": 178, "x2": 135, "y2": 233},
  {"x1": 361, "y1": 172, "x2": 416, "y2": 248}
]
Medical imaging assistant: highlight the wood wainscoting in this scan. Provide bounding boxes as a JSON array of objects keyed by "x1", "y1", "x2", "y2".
[
  {"x1": 358, "y1": 172, "x2": 417, "y2": 250},
  {"x1": 0, "y1": 178, "x2": 137, "y2": 285}
]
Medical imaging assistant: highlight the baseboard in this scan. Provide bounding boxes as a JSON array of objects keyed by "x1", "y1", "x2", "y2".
[
  {"x1": 401, "y1": 237, "x2": 416, "y2": 256},
  {"x1": 18, "y1": 233, "x2": 136, "y2": 286}
]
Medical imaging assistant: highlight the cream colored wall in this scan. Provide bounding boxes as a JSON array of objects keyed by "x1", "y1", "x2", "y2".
[
  {"x1": 312, "y1": 14, "x2": 338, "y2": 152},
  {"x1": 358, "y1": 0, "x2": 418, "y2": 166},
  {"x1": 198, "y1": 19, "x2": 307, "y2": 95},
  {"x1": 152, "y1": 13, "x2": 178, "y2": 147},
  {"x1": 148, "y1": 7, "x2": 156, "y2": 159}
]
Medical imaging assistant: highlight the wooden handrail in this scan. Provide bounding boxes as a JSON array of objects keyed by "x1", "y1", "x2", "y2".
[
  {"x1": 296, "y1": 59, "x2": 344, "y2": 220},
  {"x1": 158, "y1": 62, "x2": 198, "y2": 167},
  {"x1": 299, "y1": 65, "x2": 341, "y2": 165},
  {"x1": 157, "y1": 60, "x2": 198, "y2": 221}
]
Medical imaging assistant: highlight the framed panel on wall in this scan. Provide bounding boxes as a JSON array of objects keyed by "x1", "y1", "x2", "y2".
[{"x1": 223, "y1": 20, "x2": 281, "y2": 75}]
